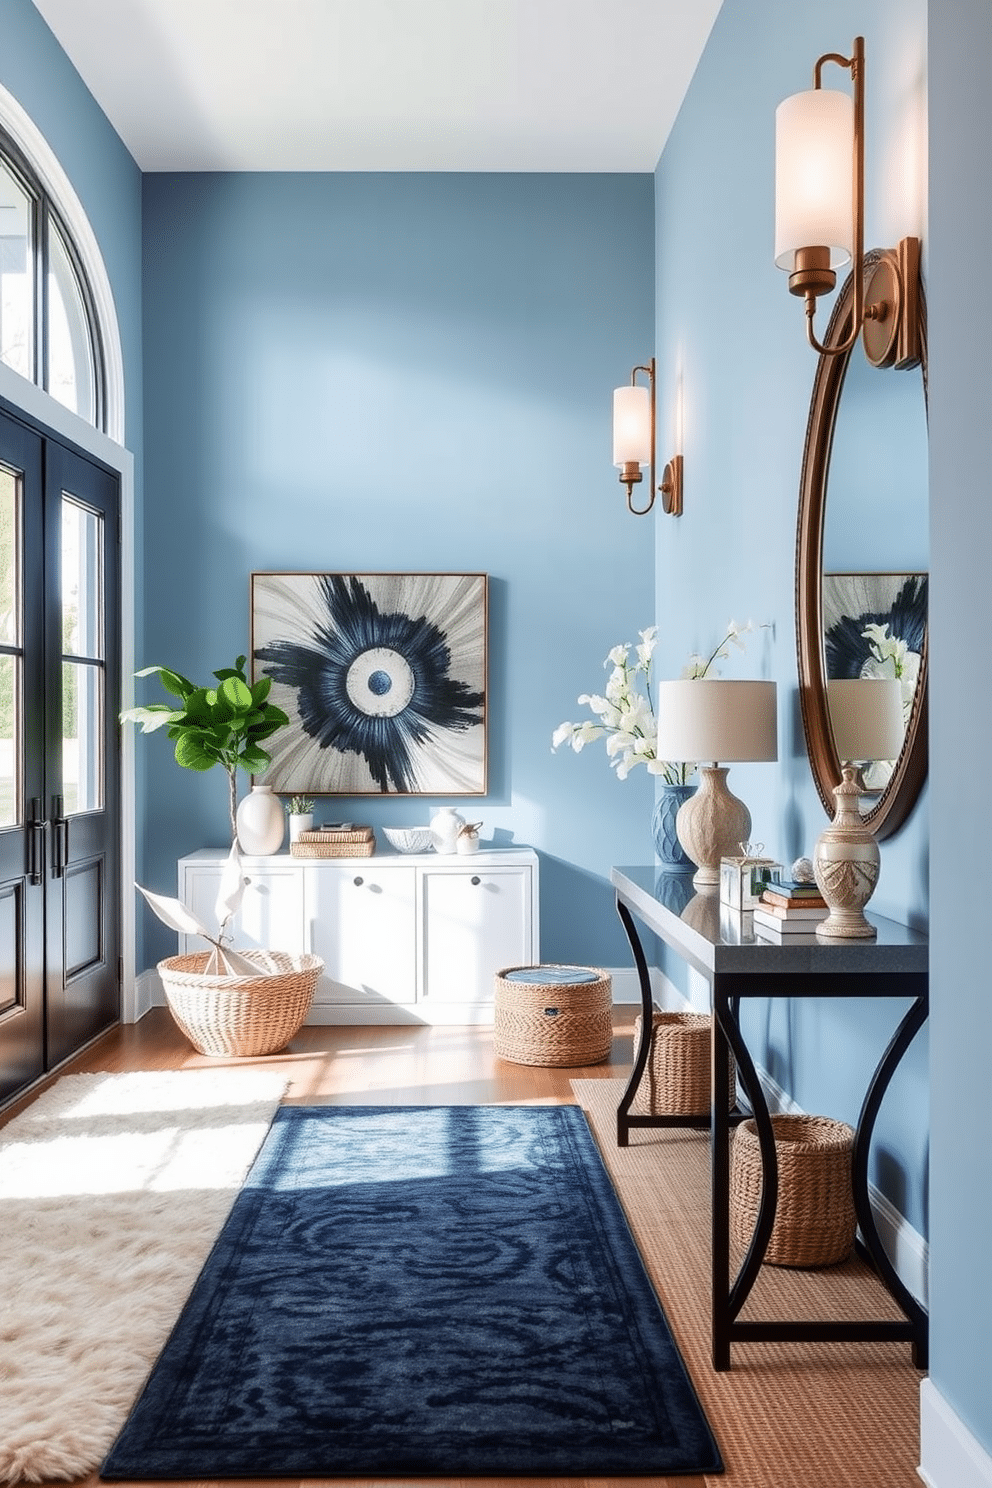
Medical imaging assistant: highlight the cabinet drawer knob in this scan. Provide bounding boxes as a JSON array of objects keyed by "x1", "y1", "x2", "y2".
[
  {"x1": 353, "y1": 875, "x2": 364, "y2": 887},
  {"x1": 471, "y1": 875, "x2": 481, "y2": 885}
]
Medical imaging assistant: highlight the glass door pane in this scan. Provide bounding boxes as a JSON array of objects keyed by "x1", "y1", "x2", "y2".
[
  {"x1": 61, "y1": 495, "x2": 103, "y2": 815},
  {"x1": 0, "y1": 464, "x2": 21, "y2": 827}
]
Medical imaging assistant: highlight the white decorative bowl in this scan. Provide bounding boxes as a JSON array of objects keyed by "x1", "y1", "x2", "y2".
[{"x1": 383, "y1": 827, "x2": 434, "y2": 854}]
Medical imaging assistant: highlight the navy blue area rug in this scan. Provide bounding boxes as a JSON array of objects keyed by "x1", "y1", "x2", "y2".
[{"x1": 102, "y1": 1104, "x2": 722, "y2": 1478}]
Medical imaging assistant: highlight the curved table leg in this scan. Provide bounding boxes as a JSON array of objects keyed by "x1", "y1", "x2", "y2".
[
  {"x1": 615, "y1": 898, "x2": 654, "y2": 1147},
  {"x1": 851, "y1": 992, "x2": 929, "y2": 1367},
  {"x1": 711, "y1": 984, "x2": 779, "y2": 1366}
]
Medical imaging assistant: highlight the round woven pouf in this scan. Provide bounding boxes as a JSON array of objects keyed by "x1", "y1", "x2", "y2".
[
  {"x1": 493, "y1": 965, "x2": 613, "y2": 1067},
  {"x1": 731, "y1": 1112, "x2": 856, "y2": 1268},
  {"x1": 158, "y1": 950, "x2": 323, "y2": 1058},
  {"x1": 632, "y1": 1010, "x2": 736, "y2": 1115}
]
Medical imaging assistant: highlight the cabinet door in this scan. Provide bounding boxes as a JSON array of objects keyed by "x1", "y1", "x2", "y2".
[
  {"x1": 306, "y1": 864, "x2": 417, "y2": 1006},
  {"x1": 422, "y1": 867, "x2": 532, "y2": 1005},
  {"x1": 179, "y1": 862, "x2": 305, "y2": 953}
]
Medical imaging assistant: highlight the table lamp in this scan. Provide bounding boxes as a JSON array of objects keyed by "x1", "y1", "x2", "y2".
[
  {"x1": 814, "y1": 678, "x2": 904, "y2": 938},
  {"x1": 653, "y1": 679, "x2": 778, "y2": 890}
]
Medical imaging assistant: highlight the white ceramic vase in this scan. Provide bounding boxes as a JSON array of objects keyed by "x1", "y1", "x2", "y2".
[
  {"x1": 430, "y1": 807, "x2": 465, "y2": 854},
  {"x1": 236, "y1": 784, "x2": 284, "y2": 855}
]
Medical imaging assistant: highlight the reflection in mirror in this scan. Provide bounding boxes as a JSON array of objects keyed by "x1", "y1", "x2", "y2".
[
  {"x1": 822, "y1": 332, "x2": 928, "y2": 795},
  {"x1": 796, "y1": 249, "x2": 928, "y2": 839}
]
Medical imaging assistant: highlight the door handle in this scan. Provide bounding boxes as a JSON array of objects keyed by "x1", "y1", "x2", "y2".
[
  {"x1": 52, "y1": 795, "x2": 69, "y2": 878},
  {"x1": 28, "y1": 798, "x2": 46, "y2": 886}
]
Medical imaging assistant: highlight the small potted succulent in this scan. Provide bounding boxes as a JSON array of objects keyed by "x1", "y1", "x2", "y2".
[{"x1": 285, "y1": 795, "x2": 316, "y2": 843}]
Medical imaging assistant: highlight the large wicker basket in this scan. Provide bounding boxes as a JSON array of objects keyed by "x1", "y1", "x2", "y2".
[
  {"x1": 731, "y1": 1112, "x2": 856, "y2": 1268},
  {"x1": 494, "y1": 965, "x2": 612, "y2": 1067},
  {"x1": 158, "y1": 950, "x2": 323, "y2": 1058},
  {"x1": 632, "y1": 1010, "x2": 736, "y2": 1115}
]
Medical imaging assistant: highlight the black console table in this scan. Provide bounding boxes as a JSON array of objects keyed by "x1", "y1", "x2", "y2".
[{"x1": 611, "y1": 865, "x2": 929, "y2": 1371}]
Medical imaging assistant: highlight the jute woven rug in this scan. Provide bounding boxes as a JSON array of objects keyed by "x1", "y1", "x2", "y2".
[{"x1": 573, "y1": 1078, "x2": 925, "y2": 1488}]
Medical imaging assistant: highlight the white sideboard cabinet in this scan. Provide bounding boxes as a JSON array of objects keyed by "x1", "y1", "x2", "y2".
[{"x1": 177, "y1": 848, "x2": 540, "y2": 1024}]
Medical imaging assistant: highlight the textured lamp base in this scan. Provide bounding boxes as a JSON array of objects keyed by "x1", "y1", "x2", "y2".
[
  {"x1": 676, "y1": 766, "x2": 751, "y2": 891},
  {"x1": 813, "y1": 765, "x2": 880, "y2": 939}
]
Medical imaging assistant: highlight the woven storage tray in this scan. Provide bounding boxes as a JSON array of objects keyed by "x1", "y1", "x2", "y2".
[
  {"x1": 731, "y1": 1112, "x2": 856, "y2": 1268},
  {"x1": 290, "y1": 837, "x2": 375, "y2": 858},
  {"x1": 158, "y1": 950, "x2": 323, "y2": 1057},
  {"x1": 494, "y1": 965, "x2": 612, "y2": 1067},
  {"x1": 632, "y1": 1010, "x2": 736, "y2": 1115}
]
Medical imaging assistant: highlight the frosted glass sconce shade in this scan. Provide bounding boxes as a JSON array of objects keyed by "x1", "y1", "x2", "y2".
[
  {"x1": 775, "y1": 88, "x2": 854, "y2": 272},
  {"x1": 613, "y1": 383, "x2": 652, "y2": 468}
]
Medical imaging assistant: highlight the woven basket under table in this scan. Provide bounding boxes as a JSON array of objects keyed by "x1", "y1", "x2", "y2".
[
  {"x1": 731, "y1": 1112, "x2": 856, "y2": 1268},
  {"x1": 158, "y1": 950, "x2": 323, "y2": 1058},
  {"x1": 632, "y1": 1010, "x2": 736, "y2": 1115},
  {"x1": 494, "y1": 965, "x2": 613, "y2": 1067}
]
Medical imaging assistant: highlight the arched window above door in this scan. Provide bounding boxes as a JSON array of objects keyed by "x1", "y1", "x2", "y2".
[
  {"x1": 0, "y1": 134, "x2": 102, "y2": 428},
  {"x1": 0, "y1": 84, "x2": 125, "y2": 445}
]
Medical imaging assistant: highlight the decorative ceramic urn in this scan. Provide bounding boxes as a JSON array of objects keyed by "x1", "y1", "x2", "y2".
[{"x1": 812, "y1": 766, "x2": 880, "y2": 939}]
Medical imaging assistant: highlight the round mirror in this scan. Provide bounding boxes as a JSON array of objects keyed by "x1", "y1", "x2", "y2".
[{"x1": 796, "y1": 249, "x2": 928, "y2": 839}]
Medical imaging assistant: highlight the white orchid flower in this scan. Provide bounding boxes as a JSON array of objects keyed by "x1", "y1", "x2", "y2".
[
  {"x1": 571, "y1": 720, "x2": 605, "y2": 750},
  {"x1": 553, "y1": 621, "x2": 761, "y2": 782}
]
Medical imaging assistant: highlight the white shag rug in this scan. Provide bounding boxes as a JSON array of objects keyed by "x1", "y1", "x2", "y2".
[{"x1": 0, "y1": 1068, "x2": 286, "y2": 1485}]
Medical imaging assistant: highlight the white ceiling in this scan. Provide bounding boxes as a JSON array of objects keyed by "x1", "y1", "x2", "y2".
[{"x1": 30, "y1": 0, "x2": 722, "y2": 173}]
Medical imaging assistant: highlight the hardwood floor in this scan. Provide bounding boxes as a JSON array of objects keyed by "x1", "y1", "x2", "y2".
[{"x1": 2, "y1": 1007, "x2": 637, "y2": 1135}]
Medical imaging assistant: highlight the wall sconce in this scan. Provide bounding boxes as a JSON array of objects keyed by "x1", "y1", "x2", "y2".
[
  {"x1": 612, "y1": 357, "x2": 683, "y2": 517},
  {"x1": 774, "y1": 36, "x2": 920, "y2": 368}
]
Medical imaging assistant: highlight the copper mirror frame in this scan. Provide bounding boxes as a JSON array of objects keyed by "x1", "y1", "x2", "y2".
[{"x1": 796, "y1": 248, "x2": 928, "y2": 840}]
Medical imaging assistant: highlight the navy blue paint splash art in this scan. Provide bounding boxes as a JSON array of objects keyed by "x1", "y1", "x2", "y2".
[{"x1": 252, "y1": 573, "x2": 487, "y2": 795}]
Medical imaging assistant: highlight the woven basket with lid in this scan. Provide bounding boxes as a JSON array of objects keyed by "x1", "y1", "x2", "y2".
[
  {"x1": 731, "y1": 1112, "x2": 856, "y2": 1268},
  {"x1": 494, "y1": 965, "x2": 612, "y2": 1067}
]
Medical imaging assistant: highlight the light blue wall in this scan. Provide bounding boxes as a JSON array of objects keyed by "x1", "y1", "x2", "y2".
[
  {"x1": 139, "y1": 171, "x2": 655, "y2": 966},
  {"x1": 928, "y1": 0, "x2": 992, "y2": 1456},
  {"x1": 652, "y1": 0, "x2": 930, "y2": 1232},
  {"x1": 0, "y1": 0, "x2": 143, "y2": 451}
]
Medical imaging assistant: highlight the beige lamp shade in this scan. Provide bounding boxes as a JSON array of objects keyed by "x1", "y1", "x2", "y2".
[
  {"x1": 654, "y1": 679, "x2": 778, "y2": 764},
  {"x1": 775, "y1": 87, "x2": 854, "y2": 272},
  {"x1": 826, "y1": 678, "x2": 904, "y2": 761},
  {"x1": 613, "y1": 383, "x2": 651, "y2": 468}
]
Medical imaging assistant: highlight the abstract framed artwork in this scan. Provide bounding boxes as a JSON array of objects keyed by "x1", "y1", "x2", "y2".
[
  {"x1": 822, "y1": 571, "x2": 927, "y2": 791},
  {"x1": 250, "y1": 572, "x2": 487, "y2": 796}
]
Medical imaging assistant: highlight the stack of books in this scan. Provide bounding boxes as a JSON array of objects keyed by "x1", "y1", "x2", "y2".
[
  {"x1": 290, "y1": 822, "x2": 375, "y2": 859},
  {"x1": 752, "y1": 880, "x2": 828, "y2": 939}
]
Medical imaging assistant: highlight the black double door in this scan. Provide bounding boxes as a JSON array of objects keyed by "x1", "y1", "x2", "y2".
[{"x1": 0, "y1": 407, "x2": 120, "y2": 1103}]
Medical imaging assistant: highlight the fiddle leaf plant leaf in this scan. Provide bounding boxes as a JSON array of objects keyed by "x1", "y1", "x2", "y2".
[{"x1": 121, "y1": 655, "x2": 291, "y2": 847}]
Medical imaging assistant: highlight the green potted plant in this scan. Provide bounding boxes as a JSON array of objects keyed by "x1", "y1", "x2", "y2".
[{"x1": 121, "y1": 654, "x2": 289, "y2": 847}]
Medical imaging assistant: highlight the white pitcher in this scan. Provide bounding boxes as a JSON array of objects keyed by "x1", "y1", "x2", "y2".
[{"x1": 429, "y1": 807, "x2": 465, "y2": 854}]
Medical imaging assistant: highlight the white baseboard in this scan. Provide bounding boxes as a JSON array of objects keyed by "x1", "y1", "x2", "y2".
[
  {"x1": 132, "y1": 963, "x2": 645, "y2": 1025},
  {"x1": 133, "y1": 967, "x2": 160, "y2": 1021},
  {"x1": 919, "y1": 1379, "x2": 992, "y2": 1488}
]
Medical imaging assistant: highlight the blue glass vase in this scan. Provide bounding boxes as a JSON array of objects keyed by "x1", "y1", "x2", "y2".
[{"x1": 651, "y1": 784, "x2": 696, "y2": 868}]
